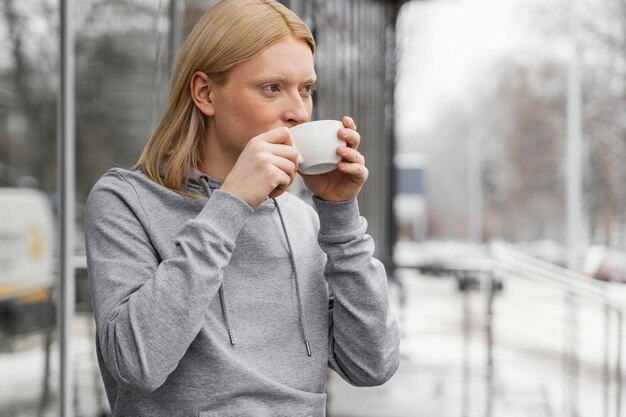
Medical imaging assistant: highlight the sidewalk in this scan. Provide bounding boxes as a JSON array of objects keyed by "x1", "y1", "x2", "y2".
[
  {"x1": 327, "y1": 267, "x2": 622, "y2": 417},
  {"x1": 0, "y1": 314, "x2": 107, "y2": 417}
]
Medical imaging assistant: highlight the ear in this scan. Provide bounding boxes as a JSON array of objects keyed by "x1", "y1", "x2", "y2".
[{"x1": 190, "y1": 71, "x2": 215, "y2": 116}]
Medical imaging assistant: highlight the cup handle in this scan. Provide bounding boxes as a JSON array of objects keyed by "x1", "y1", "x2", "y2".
[{"x1": 297, "y1": 154, "x2": 304, "y2": 165}]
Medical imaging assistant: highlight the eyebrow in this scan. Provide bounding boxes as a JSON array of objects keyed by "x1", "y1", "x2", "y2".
[{"x1": 252, "y1": 75, "x2": 317, "y2": 85}]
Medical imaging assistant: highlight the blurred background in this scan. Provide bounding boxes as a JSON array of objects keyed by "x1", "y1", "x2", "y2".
[{"x1": 1, "y1": 0, "x2": 626, "y2": 416}]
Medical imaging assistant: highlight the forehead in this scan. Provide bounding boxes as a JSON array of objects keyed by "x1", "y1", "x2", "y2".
[{"x1": 230, "y1": 36, "x2": 316, "y2": 81}]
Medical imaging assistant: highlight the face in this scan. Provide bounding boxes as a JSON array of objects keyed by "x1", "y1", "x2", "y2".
[{"x1": 203, "y1": 36, "x2": 316, "y2": 161}]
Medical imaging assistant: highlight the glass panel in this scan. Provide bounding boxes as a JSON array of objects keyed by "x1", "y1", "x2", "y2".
[
  {"x1": 1, "y1": 0, "x2": 187, "y2": 415},
  {"x1": 0, "y1": 0, "x2": 60, "y2": 415},
  {"x1": 74, "y1": 1, "x2": 177, "y2": 415}
]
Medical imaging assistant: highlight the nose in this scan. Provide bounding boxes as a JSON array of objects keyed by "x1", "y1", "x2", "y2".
[{"x1": 283, "y1": 92, "x2": 310, "y2": 126}]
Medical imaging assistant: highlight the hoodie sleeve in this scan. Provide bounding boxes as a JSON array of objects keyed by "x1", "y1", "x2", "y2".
[
  {"x1": 312, "y1": 197, "x2": 400, "y2": 387},
  {"x1": 84, "y1": 171, "x2": 253, "y2": 393}
]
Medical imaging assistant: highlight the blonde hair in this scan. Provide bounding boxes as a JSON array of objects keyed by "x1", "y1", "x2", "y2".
[{"x1": 136, "y1": 0, "x2": 315, "y2": 197}]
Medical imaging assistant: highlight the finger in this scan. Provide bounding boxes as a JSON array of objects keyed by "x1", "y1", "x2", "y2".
[
  {"x1": 338, "y1": 128, "x2": 361, "y2": 149},
  {"x1": 337, "y1": 161, "x2": 369, "y2": 181},
  {"x1": 269, "y1": 188, "x2": 286, "y2": 199},
  {"x1": 337, "y1": 147, "x2": 365, "y2": 165},
  {"x1": 268, "y1": 165, "x2": 293, "y2": 194},
  {"x1": 270, "y1": 154, "x2": 297, "y2": 178},
  {"x1": 257, "y1": 126, "x2": 293, "y2": 145},
  {"x1": 268, "y1": 143, "x2": 300, "y2": 164},
  {"x1": 342, "y1": 115, "x2": 356, "y2": 130}
]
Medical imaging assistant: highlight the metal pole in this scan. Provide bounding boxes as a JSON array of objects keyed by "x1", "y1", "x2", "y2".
[
  {"x1": 565, "y1": 0, "x2": 583, "y2": 414},
  {"x1": 485, "y1": 271, "x2": 495, "y2": 417},
  {"x1": 59, "y1": 0, "x2": 76, "y2": 415},
  {"x1": 566, "y1": 0, "x2": 584, "y2": 273},
  {"x1": 603, "y1": 305, "x2": 611, "y2": 417},
  {"x1": 385, "y1": 1, "x2": 398, "y2": 273},
  {"x1": 461, "y1": 279, "x2": 470, "y2": 417},
  {"x1": 616, "y1": 311, "x2": 623, "y2": 417},
  {"x1": 467, "y1": 124, "x2": 472, "y2": 241},
  {"x1": 468, "y1": 126, "x2": 483, "y2": 243},
  {"x1": 168, "y1": 0, "x2": 182, "y2": 74}
]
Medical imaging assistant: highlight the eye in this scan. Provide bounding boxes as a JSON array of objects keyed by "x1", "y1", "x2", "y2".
[
  {"x1": 263, "y1": 84, "x2": 280, "y2": 93},
  {"x1": 301, "y1": 84, "x2": 316, "y2": 97}
]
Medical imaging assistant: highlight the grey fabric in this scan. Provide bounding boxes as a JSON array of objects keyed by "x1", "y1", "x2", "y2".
[{"x1": 84, "y1": 166, "x2": 400, "y2": 416}]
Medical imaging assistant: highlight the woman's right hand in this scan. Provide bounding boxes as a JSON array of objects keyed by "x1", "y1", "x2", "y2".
[{"x1": 221, "y1": 127, "x2": 299, "y2": 208}]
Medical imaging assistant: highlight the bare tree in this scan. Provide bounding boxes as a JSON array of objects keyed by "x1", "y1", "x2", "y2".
[
  {"x1": 0, "y1": 0, "x2": 58, "y2": 190},
  {"x1": 517, "y1": 0, "x2": 626, "y2": 247}
]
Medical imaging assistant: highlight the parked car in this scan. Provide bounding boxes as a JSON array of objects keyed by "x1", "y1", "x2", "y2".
[
  {"x1": 0, "y1": 188, "x2": 55, "y2": 346},
  {"x1": 514, "y1": 239, "x2": 567, "y2": 267},
  {"x1": 393, "y1": 240, "x2": 502, "y2": 291},
  {"x1": 584, "y1": 245, "x2": 626, "y2": 283}
]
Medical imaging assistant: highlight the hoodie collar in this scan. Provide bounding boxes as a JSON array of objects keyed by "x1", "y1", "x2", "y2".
[
  {"x1": 152, "y1": 159, "x2": 222, "y2": 197},
  {"x1": 186, "y1": 167, "x2": 222, "y2": 197}
]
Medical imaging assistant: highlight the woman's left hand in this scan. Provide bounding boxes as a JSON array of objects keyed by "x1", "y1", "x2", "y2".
[{"x1": 301, "y1": 116, "x2": 368, "y2": 202}]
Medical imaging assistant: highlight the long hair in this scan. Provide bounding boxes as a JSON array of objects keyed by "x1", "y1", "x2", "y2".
[{"x1": 136, "y1": 0, "x2": 315, "y2": 197}]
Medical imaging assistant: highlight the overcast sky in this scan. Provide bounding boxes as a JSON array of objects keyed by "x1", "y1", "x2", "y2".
[{"x1": 395, "y1": 0, "x2": 548, "y2": 140}]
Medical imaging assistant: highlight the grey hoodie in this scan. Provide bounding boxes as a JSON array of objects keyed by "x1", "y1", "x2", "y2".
[{"x1": 84, "y1": 166, "x2": 400, "y2": 417}]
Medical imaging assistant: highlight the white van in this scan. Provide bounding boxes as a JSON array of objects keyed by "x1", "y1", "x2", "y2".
[{"x1": 0, "y1": 188, "x2": 54, "y2": 301}]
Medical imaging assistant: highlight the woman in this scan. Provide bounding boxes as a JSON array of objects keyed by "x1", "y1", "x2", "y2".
[{"x1": 84, "y1": 0, "x2": 400, "y2": 415}]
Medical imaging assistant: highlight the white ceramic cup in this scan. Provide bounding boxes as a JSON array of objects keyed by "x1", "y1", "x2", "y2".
[{"x1": 290, "y1": 120, "x2": 345, "y2": 175}]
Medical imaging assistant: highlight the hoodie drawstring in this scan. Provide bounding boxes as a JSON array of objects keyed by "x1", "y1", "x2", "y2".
[
  {"x1": 198, "y1": 176, "x2": 310, "y2": 357},
  {"x1": 219, "y1": 285, "x2": 236, "y2": 345},
  {"x1": 272, "y1": 197, "x2": 312, "y2": 357}
]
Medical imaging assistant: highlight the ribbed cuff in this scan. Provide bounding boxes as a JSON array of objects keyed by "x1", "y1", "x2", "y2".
[
  {"x1": 312, "y1": 197, "x2": 361, "y2": 236},
  {"x1": 196, "y1": 189, "x2": 254, "y2": 241}
]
